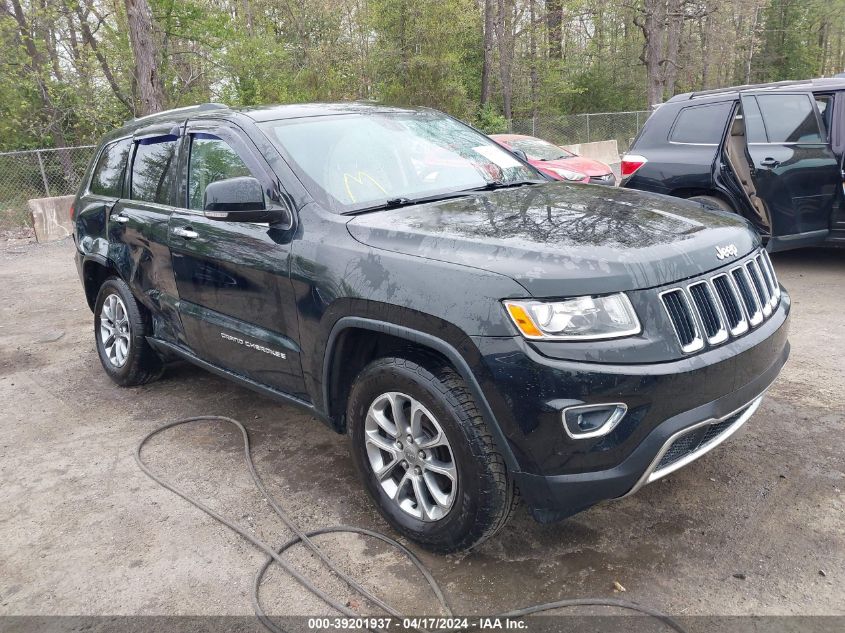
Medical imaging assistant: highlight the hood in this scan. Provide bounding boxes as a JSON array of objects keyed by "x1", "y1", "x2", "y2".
[
  {"x1": 346, "y1": 182, "x2": 760, "y2": 297},
  {"x1": 541, "y1": 156, "x2": 611, "y2": 177}
]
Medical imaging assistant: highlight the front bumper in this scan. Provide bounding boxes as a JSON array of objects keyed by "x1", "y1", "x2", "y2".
[{"x1": 471, "y1": 289, "x2": 790, "y2": 522}]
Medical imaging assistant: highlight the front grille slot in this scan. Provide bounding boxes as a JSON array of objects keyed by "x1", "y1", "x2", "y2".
[
  {"x1": 711, "y1": 274, "x2": 748, "y2": 335},
  {"x1": 688, "y1": 281, "x2": 727, "y2": 343},
  {"x1": 746, "y1": 260, "x2": 772, "y2": 316},
  {"x1": 731, "y1": 266, "x2": 763, "y2": 326},
  {"x1": 660, "y1": 289, "x2": 702, "y2": 352},
  {"x1": 662, "y1": 249, "x2": 778, "y2": 353},
  {"x1": 757, "y1": 252, "x2": 780, "y2": 305}
]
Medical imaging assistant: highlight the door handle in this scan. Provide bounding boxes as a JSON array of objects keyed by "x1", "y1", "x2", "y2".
[
  {"x1": 111, "y1": 213, "x2": 129, "y2": 224},
  {"x1": 760, "y1": 157, "x2": 780, "y2": 168},
  {"x1": 172, "y1": 226, "x2": 199, "y2": 239}
]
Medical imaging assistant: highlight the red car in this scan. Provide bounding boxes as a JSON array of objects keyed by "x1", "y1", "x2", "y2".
[{"x1": 490, "y1": 133, "x2": 616, "y2": 185}]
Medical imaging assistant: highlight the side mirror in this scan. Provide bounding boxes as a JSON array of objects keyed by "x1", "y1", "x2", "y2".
[
  {"x1": 204, "y1": 176, "x2": 265, "y2": 215},
  {"x1": 203, "y1": 176, "x2": 291, "y2": 226},
  {"x1": 511, "y1": 148, "x2": 528, "y2": 162}
]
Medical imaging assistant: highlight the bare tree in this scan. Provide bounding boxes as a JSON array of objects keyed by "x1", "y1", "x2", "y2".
[
  {"x1": 75, "y1": 1, "x2": 134, "y2": 114},
  {"x1": 124, "y1": 0, "x2": 165, "y2": 115},
  {"x1": 4, "y1": 0, "x2": 75, "y2": 182},
  {"x1": 636, "y1": 0, "x2": 708, "y2": 107}
]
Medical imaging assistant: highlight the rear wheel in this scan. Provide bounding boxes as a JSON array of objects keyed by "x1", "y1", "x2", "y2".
[
  {"x1": 347, "y1": 356, "x2": 515, "y2": 552},
  {"x1": 689, "y1": 194, "x2": 735, "y2": 213},
  {"x1": 94, "y1": 277, "x2": 164, "y2": 386}
]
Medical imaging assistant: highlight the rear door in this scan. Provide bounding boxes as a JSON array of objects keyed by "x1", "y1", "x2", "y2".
[
  {"x1": 740, "y1": 91, "x2": 841, "y2": 247},
  {"x1": 168, "y1": 120, "x2": 305, "y2": 399},
  {"x1": 76, "y1": 138, "x2": 132, "y2": 262},
  {"x1": 109, "y1": 123, "x2": 183, "y2": 342}
]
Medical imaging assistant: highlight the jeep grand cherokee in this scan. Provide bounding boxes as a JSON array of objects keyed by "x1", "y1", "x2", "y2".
[{"x1": 72, "y1": 102, "x2": 790, "y2": 552}]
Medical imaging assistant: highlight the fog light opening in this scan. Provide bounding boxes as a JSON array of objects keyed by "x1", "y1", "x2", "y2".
[{"x1": 563, "y1": 403, "x2": 628, "y2": 439}]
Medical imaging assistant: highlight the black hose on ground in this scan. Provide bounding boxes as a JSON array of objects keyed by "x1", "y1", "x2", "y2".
[{"x1": 135, "y1": 416, "x2": 688, "y2": 633}]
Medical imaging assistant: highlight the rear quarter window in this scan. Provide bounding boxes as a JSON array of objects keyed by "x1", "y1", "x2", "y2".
[
  {"x1": 670, "y1": 102, "x2": 733, "y2": 144},
  {"x1": 130, "y1": 136, "x2": 178, "y2": 204},
  {"x1": 90, "y1": 139, "x2": 131, "y2": 197}
]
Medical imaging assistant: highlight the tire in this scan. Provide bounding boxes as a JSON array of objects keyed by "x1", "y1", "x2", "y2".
[
  {"x1": 689, "y1": 195, "x2": 735, "y2": 213},
  {"x1": 347, "y1": 356, "x2": 515, "y2": 552},
  {"x1": 93, "y1": 277, "x2": 164, "y2": 387}
]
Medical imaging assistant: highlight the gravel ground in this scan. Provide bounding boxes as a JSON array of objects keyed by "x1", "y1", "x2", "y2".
[{"x1": 0, "y1": 237, "x2": 843, "y2": 621}]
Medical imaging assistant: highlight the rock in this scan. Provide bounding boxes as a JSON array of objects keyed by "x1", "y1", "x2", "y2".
[{"x1": 35, "y1": 330, "x2": 65, "y2": 343}]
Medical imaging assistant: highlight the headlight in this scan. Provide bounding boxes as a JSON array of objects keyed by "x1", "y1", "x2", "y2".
[
  {"x1": 547, "y1": 166, "x2": 587, "y2": 181},
  {"x1": 504, "y1": 294, "x2": 641, "y2": 340}
]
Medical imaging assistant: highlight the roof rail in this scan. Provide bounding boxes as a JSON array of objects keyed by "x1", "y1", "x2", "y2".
[
  {"x1": 124, "y1": 103, "x2": 229, "y2": 125},
  {"x1": 687, "y1": 79, "x2": 811, "y2": 99}
]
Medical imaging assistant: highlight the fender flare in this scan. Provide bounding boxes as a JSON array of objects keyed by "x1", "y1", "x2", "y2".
[
  {"x1": 322, "y1": 316, "x2": 520, "y2": 473},
  {"x1": 79, "y1": 253, "x2": 117, "y2": 310}
]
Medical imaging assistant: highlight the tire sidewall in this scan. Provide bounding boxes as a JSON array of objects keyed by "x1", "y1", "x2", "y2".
[{"x1": 348, "y1": 359, "x2": 490, "y2": 549}]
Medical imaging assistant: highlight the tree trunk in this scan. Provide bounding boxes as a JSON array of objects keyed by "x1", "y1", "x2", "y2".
[
  {"x1": 481, "y1": 0, "x2": 495, "y2": 106},
  {"x1": 528, "y1": 0, "x2": 539, "y2": 120},
  {"x1": 124, "y1": 0, "x2": 165, "y2": 116},
  {"x1": 638, "y1": 0, "x2": 667, "y2": 108},
  {"x1": 495, "y1": 0, "x2": 514, "y2": 120},
  {"x1": 663, "y1": 0, "x2": 683, "y2": 98},
  {"x1": 547, "y1": 0, "x2": 563, "y2": 59}
]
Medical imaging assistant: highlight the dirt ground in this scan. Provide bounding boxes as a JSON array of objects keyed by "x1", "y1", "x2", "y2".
[{"x1": 0, "y1": 236, "x2": 843, "y2": 620}]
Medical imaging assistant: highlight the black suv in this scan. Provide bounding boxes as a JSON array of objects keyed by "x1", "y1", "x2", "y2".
[
  {"x1": 73, "y1": 103, "x2": 790, "y2": 552},
  {"x1": 621, "y1": 78, "x2": 845, "y2": 251}
]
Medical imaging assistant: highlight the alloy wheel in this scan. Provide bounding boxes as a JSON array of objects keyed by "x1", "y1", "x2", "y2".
[
  {"x1": 364, "y1": 391, "x2": 457, "y2": 521},
  {"x1": 100, "y1": 293, "x2": 131, "y2": 368}
]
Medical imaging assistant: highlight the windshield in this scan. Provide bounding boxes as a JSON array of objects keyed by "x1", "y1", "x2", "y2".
[
  {"x1": 507, "y1": 137, "x2": 574, "y2": 161},
  {"x1": 259, "y1": 110, "x2": 541, "y2": 213}
]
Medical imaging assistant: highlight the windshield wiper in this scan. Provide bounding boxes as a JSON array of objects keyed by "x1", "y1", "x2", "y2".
[
  {"x1": 465, "y1": 179, "x2": 546, "y2": 192},
  {"x1": 344, "y1": 189, "x2": 497, "y2": 215},
  {"x1": 343, "y1": 180, "x2": 546, "y2": 215}
]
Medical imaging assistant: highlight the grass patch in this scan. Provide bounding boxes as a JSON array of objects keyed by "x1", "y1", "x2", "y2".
[{"x1": 0, "y1": 201, "x2": 34, "y2": 231}]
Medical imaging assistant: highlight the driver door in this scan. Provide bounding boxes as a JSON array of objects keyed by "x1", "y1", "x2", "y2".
[
  {"x1": 740, "y1": 90, "x2": 841, "y2": 249},
  {"x1": 168, "y1": 121, "x2": 306, "y2": 399}
]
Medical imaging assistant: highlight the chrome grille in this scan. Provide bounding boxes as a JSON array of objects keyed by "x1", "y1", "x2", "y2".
[{"x1": 661, "y1": 249, "x2": 780, "y2": 354}]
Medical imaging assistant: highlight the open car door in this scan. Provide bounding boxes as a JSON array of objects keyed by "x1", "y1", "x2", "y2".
[{"x1": 738, "y1": 90, "x2": 841, "y2": 250}]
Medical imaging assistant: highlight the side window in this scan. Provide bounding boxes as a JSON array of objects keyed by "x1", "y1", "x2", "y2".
[
  {"x1": 670, "y1": 102, "x2": 732, "y2": 144},
  {"x1": 187, "y1": 135, "x2": 254, "y2": 210},
  {"x1": 130, "y1": 136, "x2": 178, "y2": 204},
  {"x1": 90, "y1": 139, "x2": 131, "y2": 197},
  {"x1": 755, "y1": 94, "x2": 823, "y2": 143}
]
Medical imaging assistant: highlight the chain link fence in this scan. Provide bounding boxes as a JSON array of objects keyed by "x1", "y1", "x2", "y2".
[
  {"x1": 0, "y1": 145, "x2": 96, "y2": 229},
  {"x1": 511, "y1": 110, "x2": 651, "y2": 155}
]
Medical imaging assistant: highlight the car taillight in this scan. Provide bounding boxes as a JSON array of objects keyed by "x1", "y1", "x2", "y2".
[{"x1": 620, "y1": 154, "x2": 648, "y2": 178}]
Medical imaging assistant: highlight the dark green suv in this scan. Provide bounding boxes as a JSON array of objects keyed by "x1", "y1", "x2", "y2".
[
  {"x1": 622, "y1": 77, "x2": 845, "y2": 251},
  {"x1": 73, "y1": 102, "x2": 789, "y2": 551}
]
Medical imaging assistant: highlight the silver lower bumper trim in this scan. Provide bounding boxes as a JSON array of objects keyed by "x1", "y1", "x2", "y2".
[{"x1": 623, "y1": 393, "x2": 765, "y2": 498}]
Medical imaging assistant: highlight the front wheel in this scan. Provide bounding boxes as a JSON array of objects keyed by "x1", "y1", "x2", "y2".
[{"x1": 347, "y1": 356, "x2": 515, "y2": 552}]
